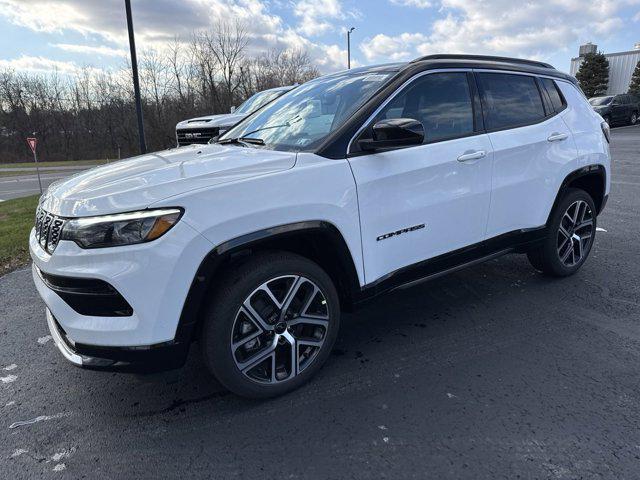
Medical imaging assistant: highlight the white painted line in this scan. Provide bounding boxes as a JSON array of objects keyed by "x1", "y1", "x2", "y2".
[
  {"x1": 8, "y1": 412, "x2": 69, "y2": 429},
  {"x1": 10, "y1": 449, "x2": 28, "y2": 458},
  {"x1": 1, "y1": 374, "x2": 17, "y2": 384},
  {"x1": 37, "y1": 335, "x2": 52, "y2": 345},
  {"x1": 596, "y1": 227, "x2": 607, "y2": 232},
  {"x1": 53, "y1": 464, "x2": 66, "y2": 472},
  {"x1": 3, "y1": 364, "x2": 17, "y2": 371}
]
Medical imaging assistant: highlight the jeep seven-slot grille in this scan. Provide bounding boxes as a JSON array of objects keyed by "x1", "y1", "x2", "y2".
[
  {"x1": 176, "y1": 127, "x2": 220, "y2": 146},
  {"x1": 35, "y1": 205, "x2": 66, "y2": 254}
]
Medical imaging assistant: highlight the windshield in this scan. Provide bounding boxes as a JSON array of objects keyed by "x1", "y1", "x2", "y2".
[
  {"x1": 589, "y1": 96, "x2": 613, "y2": 106},
  {"x1": 235, "y1": 89, "x2": 287, "y2": 115},
  {"x1": 220, "y1": 72, "x2": 394, "y2": 152}
]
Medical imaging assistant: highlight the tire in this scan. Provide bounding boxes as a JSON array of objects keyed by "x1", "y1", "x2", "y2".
[
  {"x1": 631, "y1": 111, "x2": 638, "y2": 126},
  {"x1": 200, "y1": 251, "x2": 341, "y2": 398},
  {"x1": 527, "y1": 188, "x2": 597, "y2": 277},
  {"x1": 603, "y1": 115, "x2": 611, "y2": 127}
]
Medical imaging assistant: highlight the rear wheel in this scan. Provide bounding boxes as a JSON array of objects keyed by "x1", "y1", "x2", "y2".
[
  {"x1": 603, "y1": 115, "x2": 611, "y2": 126},
  {"x1": 631, "y1": 111, "x2": 638, "y2": 125},
  {"x1": 200, "y1": 252, "x2": 340, "y2": 398},
  {"x1": 527, "y1": 188, "x2": 596, "y2": 276}
]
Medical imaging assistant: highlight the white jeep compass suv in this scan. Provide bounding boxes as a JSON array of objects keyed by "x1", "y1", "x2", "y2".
[{"x1": 30, "y1": 55, "x2": 611, "y2": 398}]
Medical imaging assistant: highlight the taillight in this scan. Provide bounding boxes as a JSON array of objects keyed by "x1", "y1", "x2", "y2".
[{"x1": 601, "y1": 121, "x2": 610, "y2": 143}]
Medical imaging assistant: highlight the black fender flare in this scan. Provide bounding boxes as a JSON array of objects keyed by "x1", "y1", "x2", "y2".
[
  {"x1": 547, "y1": 164, "x2": 607, "y2": 225},
  {"x1": 173, "y1": 221, "x2": 362, "y2": 345}
]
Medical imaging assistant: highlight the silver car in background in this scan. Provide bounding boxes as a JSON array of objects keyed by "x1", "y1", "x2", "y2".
[{"x1": 175, "y1": 85, "x2": 295, "y2": 146}]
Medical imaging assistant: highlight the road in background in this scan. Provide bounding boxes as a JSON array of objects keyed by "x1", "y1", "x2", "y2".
[
  {"x1": 0, "y1": 172, "x2": 81, "y2": 201},
  {"x1": 0, "y1": 166, "x2": 96, "y2": 201},
  {"x1": 0, "y1": 126, "x2": 639, "y2": 479}
]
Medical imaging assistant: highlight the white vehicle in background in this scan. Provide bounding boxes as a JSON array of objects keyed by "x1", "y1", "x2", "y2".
[
  {"x1": 31, "y1": 55, "x2": 610, "y2": 399},
  {"x1": 175, "y1": 85, "x2": 295, "y2": 146}
]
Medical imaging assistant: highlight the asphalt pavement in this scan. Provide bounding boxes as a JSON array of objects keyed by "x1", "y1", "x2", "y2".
[
  {"x1": 1, "y1": 125, "x2": 639, "y2": 479},
  {"x1": 0, "y1": 163, "x2": 102, "y2": 201}
]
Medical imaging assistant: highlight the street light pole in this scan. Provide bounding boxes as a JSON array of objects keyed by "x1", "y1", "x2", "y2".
[
  {"x1": 347, "y1": 27, "x2": 355, "y2": 69},
  {"x1": 125, "y1": 0, "x2": 147, "y2": 155}
]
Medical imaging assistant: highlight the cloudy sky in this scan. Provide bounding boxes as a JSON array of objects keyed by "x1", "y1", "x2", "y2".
[{"x1": 0, "y1": 0, "x2": 638, "y2": 76}]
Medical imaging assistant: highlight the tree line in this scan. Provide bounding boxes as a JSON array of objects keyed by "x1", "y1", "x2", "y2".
[{"x1": 0, "y1": 23, "x2": 320, "y2": 163}]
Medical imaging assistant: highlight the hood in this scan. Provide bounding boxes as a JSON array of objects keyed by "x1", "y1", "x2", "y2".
[
  {"x1": 176, "y1": 113, "x2": 247, "y2": 130},
  {"x1": 41, "y1": 144, "x2": 297, "y2": 217}
]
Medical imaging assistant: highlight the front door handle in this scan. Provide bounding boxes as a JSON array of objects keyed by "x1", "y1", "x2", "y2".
[
  {"x1": 457, "y1": 150, "x2": 486, "y2": 162},
  {"x1": 547, "y1": 132, "x2": 568, "y2": 142}
]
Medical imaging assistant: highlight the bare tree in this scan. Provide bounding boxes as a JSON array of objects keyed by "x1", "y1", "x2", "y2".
[{"x1": 0, "y1": 30, "x2": 321, "y2": 163}]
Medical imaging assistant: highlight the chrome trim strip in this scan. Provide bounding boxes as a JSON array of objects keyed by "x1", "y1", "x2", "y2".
[
  {"x1": 46, "y1": 308, "x2": 84, "y2": 367},
  {"x1": 45, "y1": 309, "x2": 133, "y2": 369}
]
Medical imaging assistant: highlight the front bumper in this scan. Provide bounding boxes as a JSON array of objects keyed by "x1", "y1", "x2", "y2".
[
  {"x1": 46, "y1": 309, "x2": 188, "y2": 372},
  {"x1": 29, "y1": 216, "x2": 213, "y2": 349}
]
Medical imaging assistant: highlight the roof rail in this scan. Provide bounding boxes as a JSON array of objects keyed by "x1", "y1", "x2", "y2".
[{"x1": 411, "y1": 54, "x2": 554, "y2": 70}]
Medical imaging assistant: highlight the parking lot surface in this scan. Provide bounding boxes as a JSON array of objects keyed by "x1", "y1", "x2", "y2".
[{"x1": 1, "y1": 126, "x2": 639, "y2": 479}]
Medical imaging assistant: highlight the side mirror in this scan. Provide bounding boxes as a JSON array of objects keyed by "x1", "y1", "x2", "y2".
[
  {"x1": 230, "y1": 106, "x2": 236, "y2": 113},
  {"x1": 358, "y1": 118, "x2": 424, "y2": 151}
]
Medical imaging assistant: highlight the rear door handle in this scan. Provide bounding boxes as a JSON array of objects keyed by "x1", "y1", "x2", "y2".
[
  {"x1": 547, "y1": 132, "x2": 568, "y2": 142},
  {"x1": 457, "y1": 150, "x2": 486, "y2": 162}
]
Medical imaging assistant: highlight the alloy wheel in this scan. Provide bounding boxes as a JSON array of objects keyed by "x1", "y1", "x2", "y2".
[
  {"x1": 230, "y1": 275, "x2": 330, "y2": 384},
  {"x1": 557, "y1": 200, "x2": 594, "y2": 267}
]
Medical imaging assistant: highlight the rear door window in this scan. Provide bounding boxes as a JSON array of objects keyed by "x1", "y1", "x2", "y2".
[{"x1": 477, "y1": 73, "x2": 545, "y2": 130}]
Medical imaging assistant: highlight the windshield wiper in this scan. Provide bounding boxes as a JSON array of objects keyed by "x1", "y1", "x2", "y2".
[
  {"x1": 217, "y1": 136, "x2": 264, "y2": 146},
  {"x1": 218, "y1": 116, "x2": 302, "y2": 146}
]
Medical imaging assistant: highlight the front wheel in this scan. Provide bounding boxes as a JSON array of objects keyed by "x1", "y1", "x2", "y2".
[
  {"x1": 527, "y1": 188, "x2": 597, "y2": 277},
  {"x1": 631, "y1": 111, "x2": 638, "y2": 126},
  {"x1": 200, "y1": 252, "x2": 341, "y2": 398}
]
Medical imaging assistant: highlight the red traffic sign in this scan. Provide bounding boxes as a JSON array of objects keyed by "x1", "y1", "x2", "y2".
[{"x1": 27, "y1": 137, "x2": 37, "y2": 154}]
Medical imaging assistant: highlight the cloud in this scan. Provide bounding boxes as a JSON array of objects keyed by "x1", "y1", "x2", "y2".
[
  {"x1": 0, "y1": 0, "x2": 352, "y2": 73},
  {"x1": 292, "y1": 0, "x2": 360, "y2": 37},
  {"x1": 294, "y1": 0, "x2": 343, "y2": 36},
  {"x1": 52, "y1": 43, "x2": 128, "y2": 58},
  {"x1": 361, "y1": 0, "x2": 639, "y2": 65},
  {"x1": 0, "y1": 55, "x2": 85, "y2": 75},
  {"x1": 390, "y1": 0, "x2": 432, "y2": 8},
  {"x1": 360, "y1": 33, "x2": 427, "y2": 62}
]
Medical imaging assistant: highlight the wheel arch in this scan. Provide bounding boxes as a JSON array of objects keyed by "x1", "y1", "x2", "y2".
[
  {"x1": 174, "y1": 221, "x2": 362, "y2": 344},
  {"x1": 548, "y1": 165, "x2": 607, "y2": 224}
]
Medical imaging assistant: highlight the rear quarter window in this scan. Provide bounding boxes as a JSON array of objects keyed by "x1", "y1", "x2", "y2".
[
  {"x1": 540, "y1": 78, "x2": 567, "y2": 113},
  {"x1": 477, "y1": 73, "x2": 545, "y2": 131}
]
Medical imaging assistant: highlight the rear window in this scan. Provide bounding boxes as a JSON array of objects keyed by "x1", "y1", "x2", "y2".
[
  {"x1": 477, "y1": 73, "x2": 545, "y2": 130},
  {"x1": 540, "y1": 78, "x2": 566, "y2": 113}
]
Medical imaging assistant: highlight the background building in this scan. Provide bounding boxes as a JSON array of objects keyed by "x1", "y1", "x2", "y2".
[{"x1": 570, "y1": 42, "x2": 640, "y2": 95}]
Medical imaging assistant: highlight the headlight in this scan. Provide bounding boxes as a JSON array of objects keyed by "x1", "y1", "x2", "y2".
[{"x1": 61, "y1": 209, "x2": 183, "y2": 249}]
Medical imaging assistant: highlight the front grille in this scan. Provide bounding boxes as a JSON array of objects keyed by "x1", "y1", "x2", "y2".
[
  {"x1": 176, "y1": 127, "x2": 220, "y2": 146},
  {"x1": 34, "y1": 205, "x2": 66, "y2": 254}
]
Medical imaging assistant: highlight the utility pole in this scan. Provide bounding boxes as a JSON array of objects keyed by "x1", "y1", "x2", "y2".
[
  {"x1": 347, "y1": 27, "x2": 355, "y2": 69},
  {"x1": 125, "y1": 0, "x2": 147, "y2": 154}
]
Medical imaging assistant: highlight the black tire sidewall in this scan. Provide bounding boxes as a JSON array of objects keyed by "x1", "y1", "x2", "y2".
[
  {"x1": 541, "y1": 188, "x2": 597, "y2": 276},
  {"x1": 200, "y1": 252, "x2": 341, "y2": 399}
]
